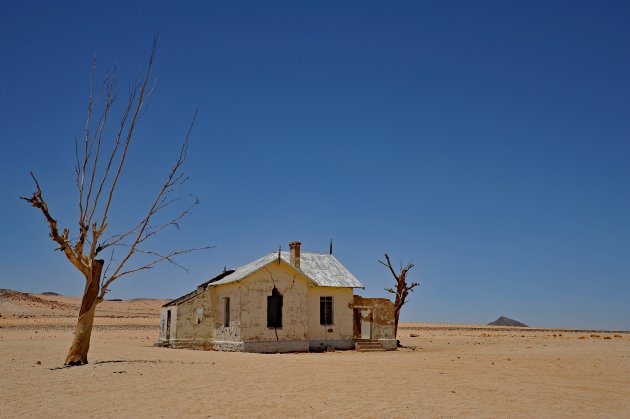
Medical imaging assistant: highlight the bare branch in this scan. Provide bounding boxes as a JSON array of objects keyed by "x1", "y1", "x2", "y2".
[
  {"x1": 82, "y1": 73, "x2": 117, "y2": 223},
  {"x1": 97, "y1": 34, "x2": 158, "y2": 236},
  {"x1": 102, "y1": 247, "x2": 116, "y2": 284},
  {"x1": 77, "y1": 54, "x2": 97, "y2": 228},
  {"x1": 74, "y1": 137, "x2": 81, "y2": 191},
  {"x1": 101, "y1": 107, "x2": 197, "y2": 296},
  {"x1": 99, "y1": 179, "x2": 196, "y2": 253},
  {"x1": 380, "y1": 252, "x2": 419, "y2": 337},
  {"x1": 85, "y1": 84, "x2": 136, "y2": 233},
  {"x1": 21, "y1": 173, "x2": 88, "y2": 276},
  {"x1": 136, "y1": 195, "x2": 199, "y2": 245},
  {"x1": 379, "y1": 254, "x2": 400, "y2": 281},
  {"x1": 99, "y1": 244, "x2": 212, "y2": 298},
  {"x1": 22, "y1": 33, "x2": 211, "y2": 366},
  {"x1": 74, "y1": 77, "x2": 118, "y2": 259}
]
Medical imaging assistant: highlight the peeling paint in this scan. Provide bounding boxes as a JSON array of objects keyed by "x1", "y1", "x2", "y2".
[
  {"x1": 352, "y1": 295, "x2": 396, "y2": 340},
  {"x1": 158, "y1": 262, "x2": 358, "y2": 352}
]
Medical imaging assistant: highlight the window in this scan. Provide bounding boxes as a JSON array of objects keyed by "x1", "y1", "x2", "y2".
[
  {"x1": 267, "y1": 287, "x2": 283, "y2": 328},
  {"x1": 224, "y1": 297, "x2": 230, "y2": 327},
  {"x1": 320, "y1": 296, "x2": 333, "y2": 325},
  {"x1": 195, "y1": 307, "x2": 203, "y2": 324}
]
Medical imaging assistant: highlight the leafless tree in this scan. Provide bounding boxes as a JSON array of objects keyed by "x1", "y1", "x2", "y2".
[
  {"x1": 20, "y1": 35, "x2": 209, "y2": 366},
  {"x1": 380, "y1": 253, "x2": 419, "y2": 337}
]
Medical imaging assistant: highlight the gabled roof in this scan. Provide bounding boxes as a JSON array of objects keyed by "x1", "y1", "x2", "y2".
[
  {"x1": 281, "y1": 252, "x2": 363, "y2": 288},
  {"x1": 208, "y1": 251, "x2": 363, "y2": 288},
  {"x1": 162, "y1": 251, "x2": 363, "y2": 307},
  {"x1": 163, "y1": 269, "x2": 235, "y2": 307}
]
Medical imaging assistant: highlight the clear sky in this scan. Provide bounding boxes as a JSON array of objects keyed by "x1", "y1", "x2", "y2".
[{"x1": 1, "y1": 1, "x2": 629, "y2": 330}]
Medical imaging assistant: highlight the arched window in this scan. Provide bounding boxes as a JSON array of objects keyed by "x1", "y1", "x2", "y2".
[{"x1": 267, "y1": 286, "x2": 283, "y2": 328}]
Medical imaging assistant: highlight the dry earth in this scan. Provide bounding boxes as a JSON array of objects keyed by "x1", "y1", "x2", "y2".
[{"x1": 1, "y1": 291, "x2": 629, "y2": 417}]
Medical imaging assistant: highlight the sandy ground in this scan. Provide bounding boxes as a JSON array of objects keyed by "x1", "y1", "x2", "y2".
[{"x1": 1, "y1": 293, "x2": 630, "y2": 417}]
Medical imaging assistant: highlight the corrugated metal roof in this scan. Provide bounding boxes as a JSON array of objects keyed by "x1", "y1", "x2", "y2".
[
  {"x1": 208, "y1": 251, "x2": 363, "y2": 288},
  {"x1": 282, "y1": 252, "x2": 363, "y2": 288},
  {"x1": 208, "y1": 253, "x2": 280, "y2": 287},
  {"x1": 163, "y1": 288, "x2": 201, "y2": 307},
  {"x1": 163, "y1": 269, "x2": 235, "y2": 307}
]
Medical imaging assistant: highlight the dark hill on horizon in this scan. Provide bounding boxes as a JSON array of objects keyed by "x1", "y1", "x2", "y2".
[{"x1": 488, "y1": 316, "x2": 529, "y2": 327}]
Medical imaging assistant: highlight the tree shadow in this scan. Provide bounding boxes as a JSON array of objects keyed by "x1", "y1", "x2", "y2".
[{"x1": 50, "y1": 359, "x2": 215, "y2": 370}]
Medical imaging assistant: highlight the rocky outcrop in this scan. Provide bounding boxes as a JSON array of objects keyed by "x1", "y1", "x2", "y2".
[{"x1": 488, "y1": 316, "x2": 528, "y2": 327}]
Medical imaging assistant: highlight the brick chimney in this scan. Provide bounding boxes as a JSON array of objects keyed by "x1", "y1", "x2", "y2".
[{"x1": 289, "y1": 241, "x2": 301, "y2": 270}]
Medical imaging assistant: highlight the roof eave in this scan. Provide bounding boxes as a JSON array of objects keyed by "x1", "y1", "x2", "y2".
[{"x1": 207, "y1": 257, "x2": 319, "y2": 288}]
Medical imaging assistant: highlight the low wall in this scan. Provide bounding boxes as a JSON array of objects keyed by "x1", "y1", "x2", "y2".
[
  {"x1": 156, "y1": 338, "x2": 386, "y2": 352},
  {"x1": 378, "y1": 339, "x2": 398, "y2": 350},
  {"x1": 353, "y1": 295, "x2": 396, "y2": 340},
  {"x1": 212, "y1": 340, "x2": 245, "y2": 352},
  {"x1": 163, "y1": 338, "x2": 214, "y2": 350},
  {"x1": 243, "y1": 340, "x2": 309, "y2": 353},
  {"x1": 309, "y1": 339, "x2": 355, "y2": 351}
]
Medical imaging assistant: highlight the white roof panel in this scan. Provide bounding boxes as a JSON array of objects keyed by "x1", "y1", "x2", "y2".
[{"x1": 208, "y1": 251, "x2": 363, "y2": 288}]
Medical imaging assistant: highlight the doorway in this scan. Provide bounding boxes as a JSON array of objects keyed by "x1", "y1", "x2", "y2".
[
  {"x1": 165, "y1": 310, "x2": 171, "y2": 340},
  {"x1": 360, "y1": 308, "x2": 372, "y2": 339}
]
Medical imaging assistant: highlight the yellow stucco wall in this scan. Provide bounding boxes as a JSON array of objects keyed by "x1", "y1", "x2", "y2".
[
  {"x1": 164, "y1": 260, "x2": 357, "y2": 349},
  {"x1": 235, "y1": 261, "x2": 309, "y2": 341},
  {"x1": 173, "y1": 290, "x2": 214, "y2": 341},
  {"x1": 306, "y1": 286, "x2": 354, "y2": 342},
  {"x1": 211, "y1": 281, "x2": 242, "y2": 342}
]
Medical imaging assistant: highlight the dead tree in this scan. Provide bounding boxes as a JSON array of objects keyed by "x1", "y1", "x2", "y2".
[
  {"x1": 380, "y1": 253, "x2": 419, "y2": 337},
  {"x1": 20, "y1": 35, "x2": 208, "y2": 366}
]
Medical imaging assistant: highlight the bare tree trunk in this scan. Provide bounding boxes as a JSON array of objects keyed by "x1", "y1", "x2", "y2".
[
  {"x1": 380, "y1": 253, "x2": 419, "y2": 339},
  {"x1": 394, "y1": 307, "x2": 401, "y2": 337},
  {"x1": 22, "y1": 37, "x2": 209, "y2": 365},
  {"x1": 64, "y1": 301, "x2": 97, "y2": 365},
  {"x1": 64, "y1": 260, "x2": 103, "y2": 365}
]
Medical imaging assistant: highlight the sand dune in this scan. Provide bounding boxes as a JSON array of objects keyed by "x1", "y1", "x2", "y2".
[
  {"x1": 1, "y1": 290, "x2": 629, "y2": 417},
  {"x1": 0, "y1": 289, "x2": 167, "y2": 324}
]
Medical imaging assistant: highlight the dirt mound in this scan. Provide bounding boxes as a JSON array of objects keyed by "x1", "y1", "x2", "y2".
[
  {"x1": 0, "y1": 288, "x2": 168, "y2": 319},
  {"x1": 0, "y1": 289, "x2": 77, "y2": 316},
  {"x1": 488, "y1": 316, "x2": 528, "y2": 327}
]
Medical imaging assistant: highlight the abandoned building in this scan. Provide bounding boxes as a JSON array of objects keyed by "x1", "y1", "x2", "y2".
[{"x1": 157, "y1": 241, "x2": 396, "y2": 352}]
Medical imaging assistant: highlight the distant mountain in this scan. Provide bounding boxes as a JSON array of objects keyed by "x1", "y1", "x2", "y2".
[{"x1": 488, "y1": 316, "x2": 528, "y2": 327}]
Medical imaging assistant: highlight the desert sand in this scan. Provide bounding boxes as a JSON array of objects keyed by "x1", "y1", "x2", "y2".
[{"x1": 1, "y1": 290, "x2": 629, "y2": 417}]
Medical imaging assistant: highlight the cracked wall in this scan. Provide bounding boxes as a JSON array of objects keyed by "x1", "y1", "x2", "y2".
[
  {"x1": 237, "y1": 262, "x2": 309, "y2": 341},
  {"x1": 212, "y1": 282, "x2": 242, "y2": 342},
  {"x1": 173, "y1": 290, "x2": 214, "y2": 342},
  {"x1": 158, "y1": 307, "x2": 177, "y2": 342},
  {"x1": 161, "y1": 260, "x2": 358, "y2": 350},
  {"x1": 306, "y1": 285, "x2": 354, "y2": 343},
  {"x1": 353, "y1": 295, "x2": 395, "y2": 340}
]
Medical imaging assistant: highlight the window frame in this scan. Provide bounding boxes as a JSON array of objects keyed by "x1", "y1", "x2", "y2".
[
  {"x1": 320, "y1": 296, "x2": 334, "y2": 326},
  {"x1": 224, "y1": 297, "x2": 230, "y2": 327},
  {"x1": 195, "y1": 307, "x2": 204, "y2": 325},
  {"x1": 267, "y1": 287, "x2": 283, "y2": 328}
]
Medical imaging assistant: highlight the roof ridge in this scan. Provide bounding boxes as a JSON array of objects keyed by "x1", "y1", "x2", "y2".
[
  {"x1": 199, "y1": 250, "x2": 363, "y2": 289},
  {"x1": 274, "y1": 250, "x2": 332, "y2": 256}
]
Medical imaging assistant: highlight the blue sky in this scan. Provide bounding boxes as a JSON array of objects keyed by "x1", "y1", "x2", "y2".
[{"x1": 1, "y1": 1, "x2": 629, "y2": 329}]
